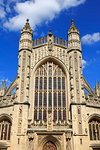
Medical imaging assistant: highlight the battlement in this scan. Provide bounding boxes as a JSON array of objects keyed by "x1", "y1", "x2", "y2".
[{"x1": 33, "y1": 36, "x2": 68, "y2": 47}]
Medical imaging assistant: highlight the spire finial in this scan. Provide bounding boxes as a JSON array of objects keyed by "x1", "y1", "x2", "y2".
[
  {"x1": 71, "y1": 19, "x2": 74, "y2": 23},
  {"x1": 26, "y1": 18, "x2": 29, "y2": 23},
  {"x1": 48, "y1": 29, "x2": 53, "y2": 36},
  {"x1": 49, "y1": 29, "x2": 52, "y2": 32}
]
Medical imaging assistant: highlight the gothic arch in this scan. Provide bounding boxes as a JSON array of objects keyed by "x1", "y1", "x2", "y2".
[
  {"x1": 38, "y1": 135, "x2": 61, "y2": 150},
  {"x1": 29, "y1": 56, "x2": 71, "y2": 121},
  {"x1": 32, "y1": 56, "x2": 69, "y2": 75},
  {"x1": 43, "y1": 141, "x2": 57, "y2": 150},
  {"x1": 88, "y1": 114, "x2": 100, "y2": 123},
  {"x1": 88, "y1": 114, "x2": 100, "y2": 141},
  {"x1": 0, "y1": 114, "x2": 12, "y2": 123},
  {"x1": 0, "y1": 114, "x2": 12, "y2": 140}
]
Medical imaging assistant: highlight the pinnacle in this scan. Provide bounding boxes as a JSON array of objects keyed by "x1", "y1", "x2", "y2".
[
  {"x1": 69, "y1": 18, "x2": 78, "y2": 31},
  {"x1": 21, "y1": 18, "x2": 33, "y2": 34},
  {"x1": 71, "y1": 19, "x2": 74, "y2": 23}
]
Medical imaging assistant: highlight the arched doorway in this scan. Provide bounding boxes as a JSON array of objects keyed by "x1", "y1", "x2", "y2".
[{"x1": 43, "y1": 141, "x2": 57, "y2": 150}]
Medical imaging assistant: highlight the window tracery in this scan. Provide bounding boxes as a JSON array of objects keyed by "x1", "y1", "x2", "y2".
[
  {"x1": 0, "y1": 119, "x2": 11, "y2": 140},
  {"x1": 89, "y1": 118, "x2": 100, "y2": 140},
  {"x1": 34, "y1": 61, "x2": 67, "y2": 123}
]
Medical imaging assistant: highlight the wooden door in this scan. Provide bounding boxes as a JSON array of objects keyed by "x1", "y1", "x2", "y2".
[{"x1": 43, "y1": 141, "x2": 57, "y2": 150}]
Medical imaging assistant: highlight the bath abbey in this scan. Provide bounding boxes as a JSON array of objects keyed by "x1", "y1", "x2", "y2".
[{"x1": 0, "y1": 19, "x2": 100, "y2": 150}]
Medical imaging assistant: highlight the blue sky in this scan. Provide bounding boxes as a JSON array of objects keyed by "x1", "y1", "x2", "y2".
[{"x1": 0, "y1": 0, "x2": 100, "y2": 91}]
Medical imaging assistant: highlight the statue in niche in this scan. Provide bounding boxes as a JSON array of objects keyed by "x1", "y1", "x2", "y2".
[
  {"x1": 48, "y1": 111, "x2": 52, "y2": 130},
  {"x1": 28, "y1": 134, "x2": 34, "y2": 150},
  {"x1": 48, "y1": 113, "x2": 52, "y2": 125},
  {"x1": 66, "y1": 138, "x2": 72, "y2": 150},
  {"x1": 48, "y1": 39, "x2": 52, "y2": 51}
]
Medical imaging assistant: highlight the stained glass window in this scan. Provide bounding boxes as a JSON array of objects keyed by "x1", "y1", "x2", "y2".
[
  {"x1": 54, "y1": 110, "x2": 57, "y2": 121},
  {"x1": 34, "y1": 61, "x2": 67, "y2": 123},
  {"x1": 54, "y1": 93, "x2": 57, "y2": 107}
]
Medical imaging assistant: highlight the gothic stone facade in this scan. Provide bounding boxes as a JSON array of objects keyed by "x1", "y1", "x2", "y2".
[{"x1": 0, "y1": 19, "x2": 100, "y2": 150}]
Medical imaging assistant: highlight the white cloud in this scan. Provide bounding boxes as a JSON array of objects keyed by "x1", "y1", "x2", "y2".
[
  {"x1": 2, "y1": 0, "x2": 86, "y2": 31},
  {"x1": 81, "y1": 33, "x2": 100, "y2": 45},
  {"x1": 0, "y1": 0, "x2": 4, "y2": 6},
  {"x1": 82, "y1": 59, "x2": 87, "y2": 69},
  {"x1": 0, "y1": 6, "x2": 6, "y2": 18}
]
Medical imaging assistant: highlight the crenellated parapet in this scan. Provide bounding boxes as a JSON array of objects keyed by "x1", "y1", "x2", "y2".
[{"x1": 33, "y1": 35, "x2": 68, "y2": 47}]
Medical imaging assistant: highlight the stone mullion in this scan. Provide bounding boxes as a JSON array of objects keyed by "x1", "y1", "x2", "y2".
[
  {"x1": 91, "y1": 123, "x2": 94, "y2": 140},
  {"x1": 57, "y1": 75, "x2": 58, "y2": 123},
  {"x1": 1, "y1": 123, "x2": 3, "y2": 140},
  {"x1": 99, "y1": 124, "x2": 100, "y2": 140},
  {"x1": 47, "y1": 62, "x2": 49, "y2": 124},
  {"x1": 37, "y1": 69, "x2": 40, "y2": 121},
  {"x1": 95, "y1": 122, "x2": 98, "y2": 140},
  {"x1": 42, "y1": 74, "x2": 44, "y2": 122},
  {"x1": 52, "y1": 62, "x2": 54, "y2": 123},
  {"x1": 65, "y1": 76, "x2": 68, "y2": 121},
  {"x1": 6, "y1": 123, "x2": 9, "y2": 140},
  {"x1": 2, "y1": 123, "x2": 5, "y2": 140}
]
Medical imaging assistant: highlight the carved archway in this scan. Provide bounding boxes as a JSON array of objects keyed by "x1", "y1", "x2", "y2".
[{"x1": 43, "y1": 141, "x2": 57, "y2": 150}]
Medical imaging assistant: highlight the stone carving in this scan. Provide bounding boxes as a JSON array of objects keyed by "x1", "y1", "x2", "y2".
[
  {"x1": 17, "y1": 105, "x2": 23, "y2": 134},
  {"x1": 38, "y1": 135, "x2": 44, "y2": 143},
  {"x1": 48, "y1": 112, "x2": 52, "y2": 130},
  {"x1": 65, "y1": 132, "x2": 72, "y2": 150},
  {"x1": 0, "y1": 94, "x2": 15, "y2": 107},
  {"x1": 32, "y1": 46, "x2": 68, "y2": 70},
  {"x1": 48, "y1": 39, "x2": 53, "y2": 51},
  {"x1": 85, "y1": 94, "x2": 100, "y2": 107},
  {"x1": 20, "y1": 51, "x2": 26, "y2": 102},
  {"x1": 48, "y1": 113, "x2": 52, "y2": 125}
]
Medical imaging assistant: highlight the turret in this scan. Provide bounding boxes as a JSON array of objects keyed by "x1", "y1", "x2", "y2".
[
  {"x1": 68, "y1": 19, "x2": 84, "y2": 103},
  {"x1": 19, "y1": 19, "x2": 33, "y2": 51},
  {"x1": 68, "y1": 20, "x2": 85, "y2": 135},
  {"x1": 68, "y1": 19, "x2": 81, "y2": 51},
  {"x1": 12, "y1": 19, "x2": 33, "y2": 142},
  {"x1": 17, "y1": 19, "x2": 33, "y2": 103}
]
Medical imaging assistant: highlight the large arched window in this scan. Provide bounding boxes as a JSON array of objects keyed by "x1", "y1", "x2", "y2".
[
  {"x1": 34, "y1": 61, "x2": 67, "y2": 123},
  {"x1": 0, "y1": 118, "x2": 11, "y2": 140},
  {"x1": 89, "y1": 118, "x2": 100, "y2": 140}
]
